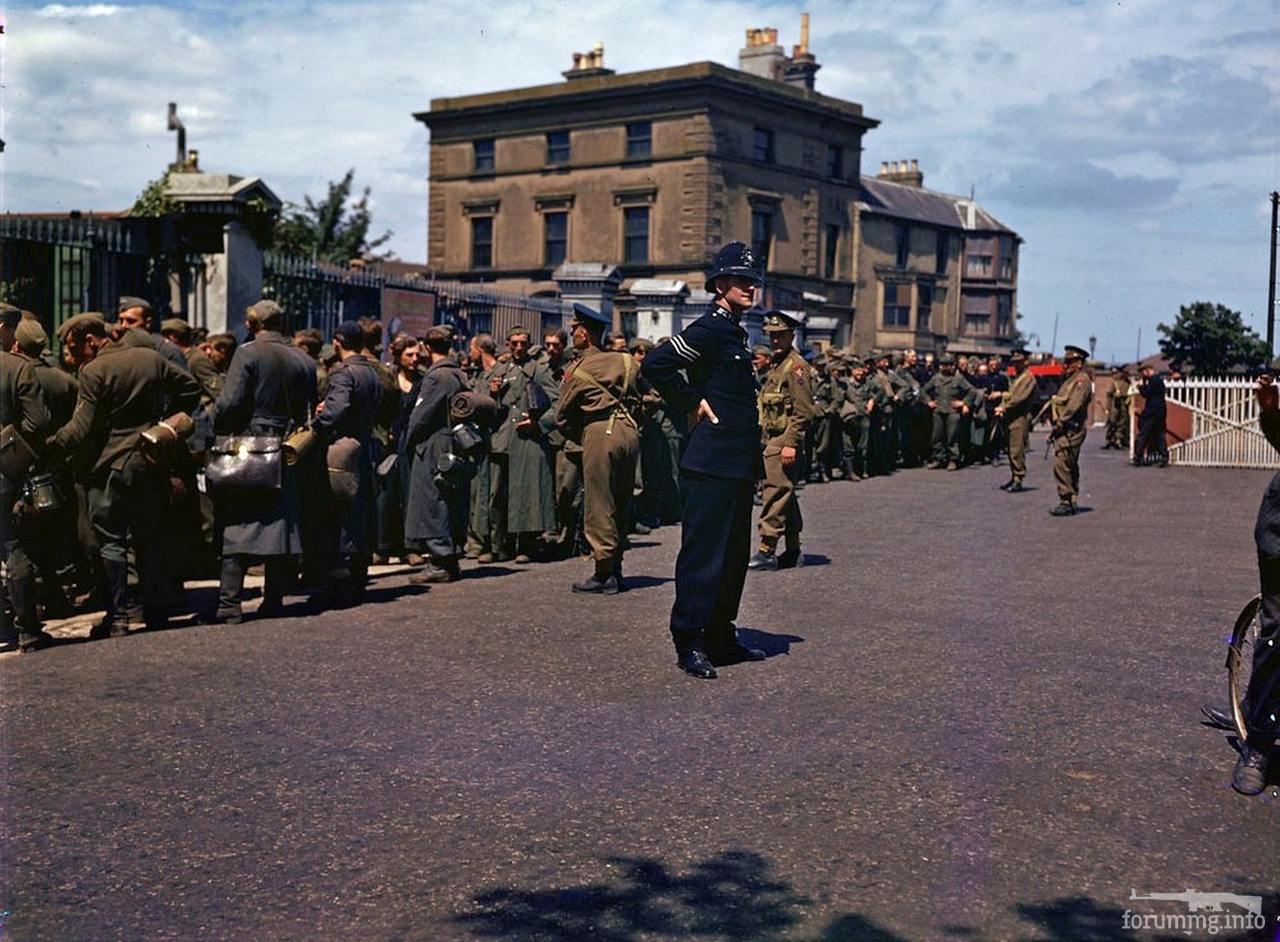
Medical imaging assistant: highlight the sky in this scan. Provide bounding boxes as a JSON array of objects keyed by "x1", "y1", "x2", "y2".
[{"x1": 1, "y1": 0, "x2": 1277, "y2": 363}]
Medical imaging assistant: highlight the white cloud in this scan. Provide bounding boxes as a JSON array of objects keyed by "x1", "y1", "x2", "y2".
[{"x1": 1, "y1": 0, "x2": 1276, "y2": 356}]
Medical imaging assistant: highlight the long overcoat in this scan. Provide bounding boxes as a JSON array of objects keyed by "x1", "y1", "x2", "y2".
[
  {"x1": 489, "y1": 356, "x2": 559, "y2": 534},
  {"x1": 404, "y1": 357, "x2": 470, "y2": 556}
]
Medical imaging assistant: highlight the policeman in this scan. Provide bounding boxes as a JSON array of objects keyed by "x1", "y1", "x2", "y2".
[
  {"x1": 1048, "y1": 344, "x2": 1093, "y2": 516},
  {"x1": 749, "y1": 310, "x2": 814, "y2": 571},
  {"x1": 404, "y1": 325, "x2": 471, "y2": 584},
  {"x1": 50, "y1": 311, "x2": 200, "y2": 634},
  {"x1": 994, "y1": 348, "x2": 1036, "y2": 492},
  {"x1": 0, "y1": 311, "x2": 52, "y2": 652},
  {"x1": 920, "y1": 353, "x2": 976, "y2": 470},
  {"x1": 555, "y1": 303, "x2": 643, "y2": 594},
  {"x1": 642, "y1": 241, "x2": 767, "y2": 679}
]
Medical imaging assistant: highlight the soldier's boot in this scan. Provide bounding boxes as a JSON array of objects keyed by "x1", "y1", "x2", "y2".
[
  {"x1": 613, "y1": 560, "x2": 627, "y2": 592},
  {"x1": 999, "y1": 479, "x2": 1015, "y2": 491},
  {"x1": 1232, "y1": 745, "x2": 1270, "y2": 796},
  {"x1": 926, "y1": 460, "x2": 943, "y2": 470},
  {"x1": 1008, "y1": 480, "x2": 1025, "y2": 493},
  {"x1": 777, "y1": 545, "x2": 805, "y2": 569},
  {"x1": 1049, "y1": 500, "x2": 1078, "y2": 517},
  {"x1": 7, "y1": 570, "x2": 50, "y2": 652},
  {"x1": 748, "y1": 548, "x2": 779, "y2": 572},
  {"x1": 410, "y1": 556, "x2": 461, "y2": 585},
  {"x1": 945, "y1": 460, "x2": 959, "y2": 471},
  {"x1": 572, "y1": 561, "x2": 620, "y2": 595},
  {"x1": 211, "y1": 555, "x2": 247, "y2": 625},
  {"x1": 92, "y1": 558, "x2": 134, "y2": 638}
]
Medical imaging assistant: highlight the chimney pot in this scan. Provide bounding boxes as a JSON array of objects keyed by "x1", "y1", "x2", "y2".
[
  {"x1": 911, "y1": 158, "x2": 919, "y2": 171},
  {"x1": 800, "y1": 12, "x2": 810, "y2": 53},
  {"x1": 880, "y1": 161, "x2": 889, "y2": 174}
]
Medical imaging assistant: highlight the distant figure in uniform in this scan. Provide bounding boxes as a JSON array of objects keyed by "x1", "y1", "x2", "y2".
[
  {"x1": 1048, "y1": 345, "x2": 1093, "y2": 516},
  {"x1": 1103, "y1": 366, "x2": 1132, "y2": 450},
  {"x1": 920, "y1": 353, "x2": 975, "y2": 470},
  {"x1": 1134, "y1": 363, "x2": 1167, "y2": 466},
  {"x1": 556, "y1": 304, "x2": 643, "y2": 595},
  {"x1": 749, "y1": 311, "x2": 814, "y2": 571},
  {"x1": 750, "y1": 344, "x2": 772, "y2": 380},
  {"x1": 642, "y1": 241, "x2": 768, "y2": 680},
  {"x1": 995, "y1": 348, "x2": 1036, "y2": 492},
  {"x1": 116, "y1": 296, "x2": 190, "y2": 373}
]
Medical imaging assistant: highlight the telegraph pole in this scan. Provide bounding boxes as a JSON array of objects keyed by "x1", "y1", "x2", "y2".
[{"x1": 1268, "y1": 191, "x2": 1279, "y2": 357}]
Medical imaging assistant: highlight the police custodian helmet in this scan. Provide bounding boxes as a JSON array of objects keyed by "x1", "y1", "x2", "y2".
[{"x1": 706, "y1": 241, "x2": 765, "y2": 287}]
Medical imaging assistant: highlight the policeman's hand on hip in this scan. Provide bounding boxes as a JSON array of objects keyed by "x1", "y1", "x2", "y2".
[{"x1": 688, "y1": 398, "x2": 719, "y2": 431}]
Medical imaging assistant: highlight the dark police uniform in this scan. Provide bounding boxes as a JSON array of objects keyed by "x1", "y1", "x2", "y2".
[
  {"x1": 0, "y1": 351, "x2": 51, "y2": 649},
  {"x1": 642, "y1": 242, "x2": 765, "y2": 675}
]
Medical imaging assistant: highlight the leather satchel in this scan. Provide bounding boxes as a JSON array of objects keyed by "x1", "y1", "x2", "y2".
[
  {"x1": 205, "y1": 435, "x2": 283, "y2": 497},
  {"x1": 0, "y1": 424, "x2": 38, "y2": 483}
]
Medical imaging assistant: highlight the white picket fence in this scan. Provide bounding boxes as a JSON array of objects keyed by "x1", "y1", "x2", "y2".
[{"x1": 1161, "y1": 377, "x2": 1280, "y2": 469}]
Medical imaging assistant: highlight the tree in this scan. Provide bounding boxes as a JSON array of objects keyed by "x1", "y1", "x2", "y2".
[
  {"x1": 1157, "y1": 301, "x2": 1268, "y2": 374},
  {"x1": 271, "y1": 169, "x2": 393, "y2": 264}
]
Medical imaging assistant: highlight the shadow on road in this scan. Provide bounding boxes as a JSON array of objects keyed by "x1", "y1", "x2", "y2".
[
  {"x1": 737, "y1": 628, "x2": 805, "y2": 657},
  {"x1": 619, "y1": 575, "x2": 674, "y2": 591},
  {"x1": 452, "y1": 850, "x2": 908, "y2": 941}
]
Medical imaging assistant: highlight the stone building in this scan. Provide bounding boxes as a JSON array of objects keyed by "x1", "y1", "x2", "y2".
[{"x1": 414, "y1": 21, "x2": 1020, "y2": 353}]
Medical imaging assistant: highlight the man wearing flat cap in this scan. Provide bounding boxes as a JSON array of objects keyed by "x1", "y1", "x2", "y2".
[
  {"x1": 555, "y1": 303, "x2": 645, "y2": 593},
  {"x1": 1047, "y1": 345, "x2": 1093, "y2": 516},
  {"x1": 749, "y1": 310, "x2": 814, "y2": 571}
]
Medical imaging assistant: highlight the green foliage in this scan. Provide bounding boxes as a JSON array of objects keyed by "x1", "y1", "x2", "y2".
[
  {"x1": 270, "y1": 169, "x2": 393, "y2": 265},
  {"x1": 131, "y1": 172, "x2": 178, "y2": 217},
  {"x1": 1157, "y1": 301, "x2": 1269, "y2": 374}
]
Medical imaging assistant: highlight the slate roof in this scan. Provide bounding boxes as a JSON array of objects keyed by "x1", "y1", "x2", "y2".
[{"x1": 859, "y1": 176, "x2": 1016, "y2": 236}]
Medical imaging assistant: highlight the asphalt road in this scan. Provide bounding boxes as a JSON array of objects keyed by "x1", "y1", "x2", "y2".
[{"x1": 3, "y1": 438, "x2": 1278, "y2": 941}]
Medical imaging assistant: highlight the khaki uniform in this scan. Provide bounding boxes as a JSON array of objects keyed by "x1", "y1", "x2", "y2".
[
  {"x1": 920, "y1": 371, "x2": 977, "y2": 464},
  {"x1": 1050, "y1": 369, "x2": 1093, "y2": 502},
  {"x1": 757, "y1": 349, "x2": 814, "y2": 551},
  {"x1": 1001, "y1": 368, "x2": 1038, "y2": 483},
  {"x1": 1105, "y1": 374, "x2": 1132, "y2": 448},
  {"x1": 555, "y1": 348, "x2": 642, "y2": 567}
]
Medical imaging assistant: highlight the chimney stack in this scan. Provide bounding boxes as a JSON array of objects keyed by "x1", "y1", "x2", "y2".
[
  {"x1": 740, "y1": 14, "x2": 820, "y2": 89},
  {"x1": 876, "y1": 158, "x2": 924, "y2": 188},
  {"x1": 563, "y1": 42, "x2": 615, "y2": 80}
]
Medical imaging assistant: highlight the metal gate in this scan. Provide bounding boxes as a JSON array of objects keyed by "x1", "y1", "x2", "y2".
[{"x1": 1162, "y1": 378, "x2": 1280, "y2": 469}]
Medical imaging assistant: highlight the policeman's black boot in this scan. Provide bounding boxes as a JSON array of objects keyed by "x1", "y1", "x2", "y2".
[
  {"x1": 748, "y1": 549, "x2": 779, "y2": 572},
  {"x1": 677, "y1": 648, "x2": 717, "y2": 679}
]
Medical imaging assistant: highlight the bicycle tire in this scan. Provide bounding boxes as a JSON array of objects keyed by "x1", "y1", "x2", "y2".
[{"x1": 1227, "y1": 594, "x2": 1263, "y2": 744}]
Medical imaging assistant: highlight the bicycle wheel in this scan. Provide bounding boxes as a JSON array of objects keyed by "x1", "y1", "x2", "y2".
[{"x1": 1227, "y1": 595, "x2": 1263, "y2": 743}]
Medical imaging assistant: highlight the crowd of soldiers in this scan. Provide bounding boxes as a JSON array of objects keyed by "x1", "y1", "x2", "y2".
[{"x1": 0, "y1": 279, "x2": 1101, "y2": 654}]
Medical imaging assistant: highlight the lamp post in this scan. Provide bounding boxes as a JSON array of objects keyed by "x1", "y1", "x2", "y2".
[{"x1": 1088, "y1": 335, "x2": 1097, "y2": 359}]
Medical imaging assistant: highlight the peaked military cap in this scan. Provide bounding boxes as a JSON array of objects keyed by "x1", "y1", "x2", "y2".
[
  {"x1": 628, "y1": 337, "x2": 654, "y2": 353},
  {"x1": 160, "y1": 317, "x2": 192, "y2": 343},
  {"x1": 762, "y1": 309, "x2": 801, "y2": 333},
  {"x1": 333, "y1": 320, "x2": 364, "y2": 349},
  {"x1": 938, "y1": 352, "x2": 956, "y2": 365},
  {"x1": 751, "y1": 343, "x2": 772, "y2": 357},
  {"x1": 706, "y1": 240, "x2": 765, "y2": 286},
  {"x1": 424, "y1": 324, "x2": 455, "y2": 344},
  {"x1": 57, "y1": 311, "x2": 107, "y2": 343},
  {"x1": 570, "y1": 302, "x2": 611, "y2": 329},
  {"x1": 118, "y1": 295, "x2": 152, "y2": 315},
  {"x1": 15, "y1": 318, "x2": 48, "y2": 356},
  {"x1": 1063, "y1": 344, "x2": 1089, "y2": 360}
]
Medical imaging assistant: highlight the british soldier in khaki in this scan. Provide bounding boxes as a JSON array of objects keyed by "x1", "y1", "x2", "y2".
[
  {"x1": 1048, "y1": 345, "x2": 1093, "y2": 516},
  {"x1": 995, "y1": 348, "x2": 1037, "y2": 492},
  {"x1": 749, "y1": 311, "x2": 814, "y2": 571},
  {"x1": 555, "y1": 304, "x2": 643, "y2": 594}
]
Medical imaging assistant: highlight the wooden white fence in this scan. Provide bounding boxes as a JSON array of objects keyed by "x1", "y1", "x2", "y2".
[{"x1": 1159, "y1": 377, "x2": 1280, "y2": 469}]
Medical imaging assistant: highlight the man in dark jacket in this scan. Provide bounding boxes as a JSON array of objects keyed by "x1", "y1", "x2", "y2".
[
  {"x1": 404, "y1": 326, "x2": 471, "y2": 584},
  {"x1": 641, "y1": 241, "x2": 768, "y2": 679},
  {"x1": 312, "y1": 321, "x2": 383, "y2": 606},
  {"x1": 50, "y1": 311, "x2": 200, "y2": 634},
  {"x1": 1134, "y1": 364, "x2": 1168, "y2": 466},
  {"x1": 207, "y1": 300, "x2": 317, "y2": 623},
  {"x1": 0, "y1": 315, "x2": 52, "y2": 652}
]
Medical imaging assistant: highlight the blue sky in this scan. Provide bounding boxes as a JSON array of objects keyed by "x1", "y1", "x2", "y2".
[{"x1": 2, "y1": 0, "x2": 1276, "y2": 363}]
